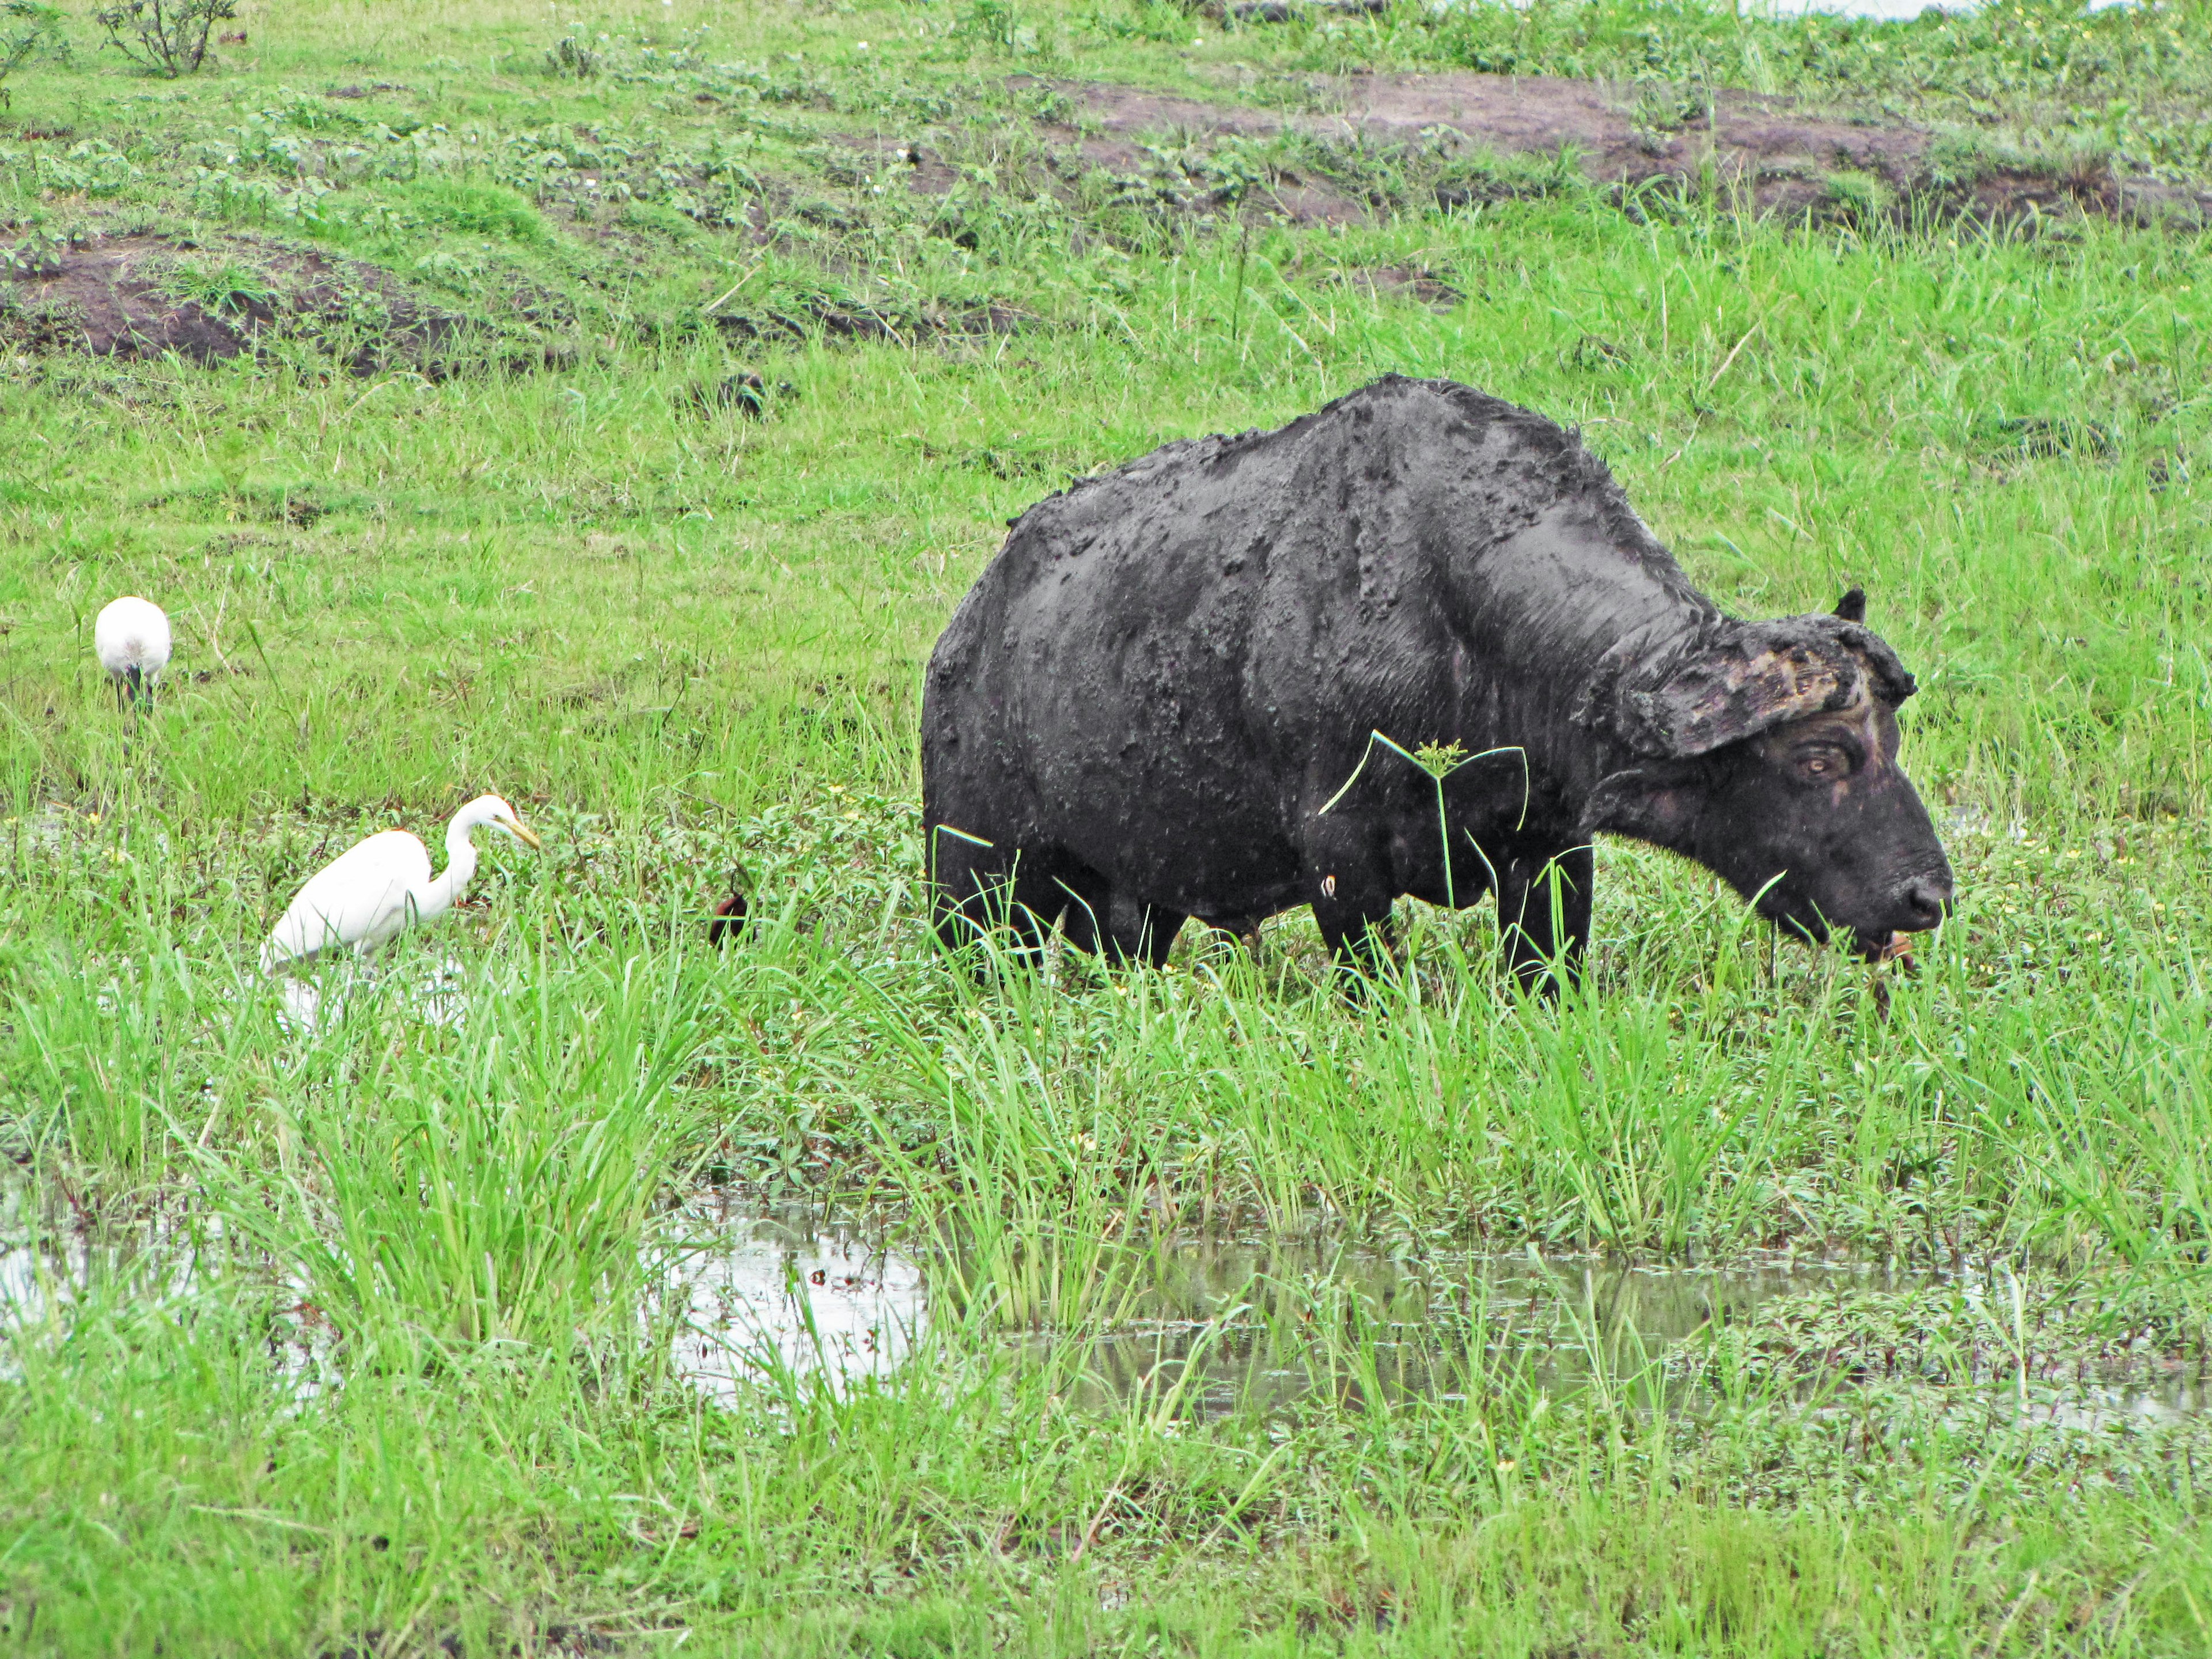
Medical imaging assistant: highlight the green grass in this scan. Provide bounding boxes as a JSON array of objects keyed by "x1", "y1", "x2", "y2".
[{"x1": 6, "y1": 0, "x2": 2212, "y2": 1652}]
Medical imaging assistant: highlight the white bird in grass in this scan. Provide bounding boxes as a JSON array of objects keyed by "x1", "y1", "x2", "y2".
[
  {"x1": 260, "y1": 794, "x2": 542, "y2": 1025},
  {"x1": 93, "y1": 596, "x2": 172, "y2": 709}
]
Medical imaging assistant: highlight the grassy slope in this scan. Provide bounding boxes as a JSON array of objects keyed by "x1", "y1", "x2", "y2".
[{"x1": 5, "y1": 1, "x2": 2212, "y2": 1653}]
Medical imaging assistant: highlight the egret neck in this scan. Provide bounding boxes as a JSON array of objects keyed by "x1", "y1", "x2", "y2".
[{"x1": 413, "y1": 798, "x2": 511, "y2": 925}]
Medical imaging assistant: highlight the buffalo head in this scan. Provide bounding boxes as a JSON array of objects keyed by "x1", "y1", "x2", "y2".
[{"x1": 1579, "y1": 589, "x2": 1954, "y2": 959}]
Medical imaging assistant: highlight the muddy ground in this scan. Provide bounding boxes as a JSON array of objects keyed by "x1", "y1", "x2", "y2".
[
  {"x1": 0, "y1": 230, "x2": 465, "y2": 372},
  {"x1": 7, "y1": 68, "x2": 2198, "y2": 377},
  {"x1": 884, "y1": 72, "x2": 2212, "y2": 229}
]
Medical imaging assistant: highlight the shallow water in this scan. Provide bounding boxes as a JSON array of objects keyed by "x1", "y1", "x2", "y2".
[
  {"x1": 657, "y1": 1206, "x2": 2212, "y2": 1426},
  {"x1": 271, "y1": 951, "x2": 473, "y2": 1033},
  {"x1": 1050, "y1": 1242, "x2": 1885, "y2": 1416},
  {"x1": 0, "y1": 1169, "x2": 203, "y2": 1347},
  {"x1": 662, "y1": 1202, "x2": 925, "y2": 1403},
  {"x1": 9, "y1": 1173, "x2": 2204, "y2": 1430},
  {"x1": 1671, "y1": 0, "x2": 2130, "y2": 17},
  {"x1": 1756, "y1": 0, "x2": 1959, "y2": 17},
  {"x1": 660, "y1": 1208, "x2": 1787, "y2": 1408}
]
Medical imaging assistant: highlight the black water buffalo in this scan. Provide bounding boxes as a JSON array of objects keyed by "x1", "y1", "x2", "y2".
[{"x1": 922, "y1": 375, "x2": 1953, "y2": 989}]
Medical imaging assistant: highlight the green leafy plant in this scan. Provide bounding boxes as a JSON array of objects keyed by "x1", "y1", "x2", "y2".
[
  {"x1": 94, "y1": 0, "x2": 233, "y2": 78},
  {"x1": 0, "y1": 222, "x2": 66, "y2": 276},
  {"x1": 955, "y1": 0, "x2": 1035, "y2": 54}
]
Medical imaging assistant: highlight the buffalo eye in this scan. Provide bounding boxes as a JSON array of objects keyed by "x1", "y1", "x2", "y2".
[{"x1": 1795, "y1": 745, "x2": 1850, "y2": 781}]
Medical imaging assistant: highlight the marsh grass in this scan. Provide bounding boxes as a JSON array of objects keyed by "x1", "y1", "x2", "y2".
[{"x1": 228, "y1": 942, "x2": 709, "y2": 1361}]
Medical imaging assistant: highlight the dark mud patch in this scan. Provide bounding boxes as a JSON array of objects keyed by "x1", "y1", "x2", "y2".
[
  {"x1": 834, "y1": 115, "x2": 1374, "y2": 229},
  {"x1": 1027, "y1": 73, "x2": 2212, "y2": 228},
  {"x1": 827, "y1": 135, "x2": 963, "y2": 199},
  {"x1": 710, "y1": 291, "x2": 1031, "y2": 347},
  {"x1": 0, "y1": 230, "x2": 471, "y2": 373}
]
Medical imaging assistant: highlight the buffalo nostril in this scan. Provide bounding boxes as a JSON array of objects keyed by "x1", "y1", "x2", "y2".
[{"x1": 1903, "y1": 877, "x2": 1952, "y2": 926}]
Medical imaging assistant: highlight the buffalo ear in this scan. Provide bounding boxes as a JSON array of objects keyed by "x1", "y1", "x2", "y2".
[
  {"x1": 1581, "y1": 767, "x2": 1702, "y2": 852},
  {"x1": 1835, "y1": 587, "x2": 1866, "y2": 623},
  {"x1": 1624, "y1": 638, "x2": 1853, "y2": 758}
]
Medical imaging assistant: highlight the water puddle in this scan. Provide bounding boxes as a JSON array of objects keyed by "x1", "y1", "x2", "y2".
[
  {"x1": 10, "y1": 1171, "x2": 2205, "y2": 1435},
  {"x1": 661, "y1": 1199, "x2": 925, "y2": 1403},
  {"x1": 655, "y1": 1209, "x2": 1849, "y2": 1408},
  {"x1": 1049, "y1": 1243, "x2": 1856, "y2": 1416},
  {"x1": 272, "y1": 952, "x2": 472, "y2": 1033},
  {"x1": 1758, "y1": 0, "x2": 1965, "y2": 17},
  {"x1": 1465, "y1": 0, "x2": 2134, "y2": 17},
  {"x1": 0, "y1": 1167, "x2": 204, "y2": 1356},
  {"x1": 1688, "y1": 0, "x2": 2130, "y2": 16},
  {"x1": 660, "y1": 1208, "x2": 2212, "y2": 1429}
]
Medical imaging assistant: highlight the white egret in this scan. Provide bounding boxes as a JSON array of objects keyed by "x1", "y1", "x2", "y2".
[
  {"x1": 260, "y1": 795, "x2": 543, "y2": 1022},
  {"x1": 93, "y1": 596, "x2": 172, "y2": 708}
]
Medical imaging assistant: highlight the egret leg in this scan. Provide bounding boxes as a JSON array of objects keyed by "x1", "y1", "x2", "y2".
[{"x1": 276, "y1": 976, "x2": 321, "y2": 1033}]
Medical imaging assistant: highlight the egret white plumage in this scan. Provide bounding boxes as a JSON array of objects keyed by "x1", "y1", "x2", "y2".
[
  {"x1": 260, "y1": 794, "x2": 542, "y2": 1021},
  {"x1": 93, "y1": 596, "x2": 172, "y2": 708}
]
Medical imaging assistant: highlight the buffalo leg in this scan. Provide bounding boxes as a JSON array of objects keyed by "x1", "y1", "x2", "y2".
[
  {"x1": 1305, "y1": 822, "x2": 1397, "y2": 991},
  {"x1": 1105, "y1": 891, "x2": 1189, "y2": 968},
  {"x1": 1060, "y1": 872, "x2": 1188, "y2": 969},
  {"x1": 1496, "y1": 844, "x2": 1593, "y2": 995},
  {"x1": 930, "y1": 832, "x2": 1063, "y2": 966},
  {"x1": 1054, "y1": 862, "x2": 1114, "y2": 957}
]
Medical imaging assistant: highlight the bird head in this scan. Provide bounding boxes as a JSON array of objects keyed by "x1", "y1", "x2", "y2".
[{"x1": 472, "y1": 795, "x2": 543, "y2": 850}]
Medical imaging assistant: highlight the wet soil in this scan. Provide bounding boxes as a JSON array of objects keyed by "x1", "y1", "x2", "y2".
[
  {"x1": 0, "y1": 230, "x2": 467, "y2": 372},
  {"x1": 959, "y1": 72, "x2": 2212, "y2": 228}
]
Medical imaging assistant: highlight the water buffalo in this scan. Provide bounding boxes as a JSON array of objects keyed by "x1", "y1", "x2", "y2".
[{"x1": 922, "y1": 375, "x2": 1953, "y2": 990}]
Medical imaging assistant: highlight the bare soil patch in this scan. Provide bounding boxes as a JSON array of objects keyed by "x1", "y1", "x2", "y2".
[
  {"x1": 0, "y1": 230, "x2": 467, "y2": 373},
  {"x1": 1026, "y1": 72, "x2": 2212, "y2": 227},
  {"x1": 830, "y1": 138, "x2": 963, "y2": 200},
  {"x1": 1325, "y1": 264, "x2": 1463, "y2": 310},
  {"x1": 710, "y1": 294, "x2": 1031, "y2": 347}
]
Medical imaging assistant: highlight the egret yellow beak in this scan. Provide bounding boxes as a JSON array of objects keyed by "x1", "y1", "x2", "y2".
[{"x1": 507, "y1": 818, "x2": 543, "y2": 850}]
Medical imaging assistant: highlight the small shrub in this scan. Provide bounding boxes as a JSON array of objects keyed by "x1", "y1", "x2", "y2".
[
  {"x1": 0, "y1": 225, "x2": 67, "y2": 278},
  {"x1": 542, "y1": 32, "x2": 600, "y2": 78},
  {"x1": 0, "y1": 1, "x2": 65, "y2": 109},
  {"x1": 955, "y1": 0, "x2": 1037, "y2": 54},
  {"x1": 1823, "y1": 166, "x2": 1892, "y2": 224},
  {"x1": 95, "y1": 0, "x2": 233, "y2": 77}
]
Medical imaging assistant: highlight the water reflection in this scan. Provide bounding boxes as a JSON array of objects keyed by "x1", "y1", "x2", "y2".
[
  {"x1": 1046, "y1": 1242, "x2": 1912, "y2": 1417},
  {"x1": 8, "y1": 1168, "x2": 2203, "y2": 1438},
  {"x1": 655, "y1": 1208, "x2": 1926, "y2": 1414},
  {"x1": 1536, "y1": 0, "x2": 2137, "y2": 17},
  {"x1": 0, "y1": 1167, "x2": 202, "y2": 1355},
  {"x1": 1756, "y1": 0, "x2": 1960, "y2": 17},
  {"x1": 658, "y1": 1213, "x2": 2212, "y2": 1433},
  {"x1": 0, "y1": 1170, "x2": 75, "y2": 1333},
  {"x1": 662, "y1": 1201, "x2": 926, "y2": 1403},
  {"x1": 2023, "y1": 1383, "x2": 2212, "y2": 1431}
]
